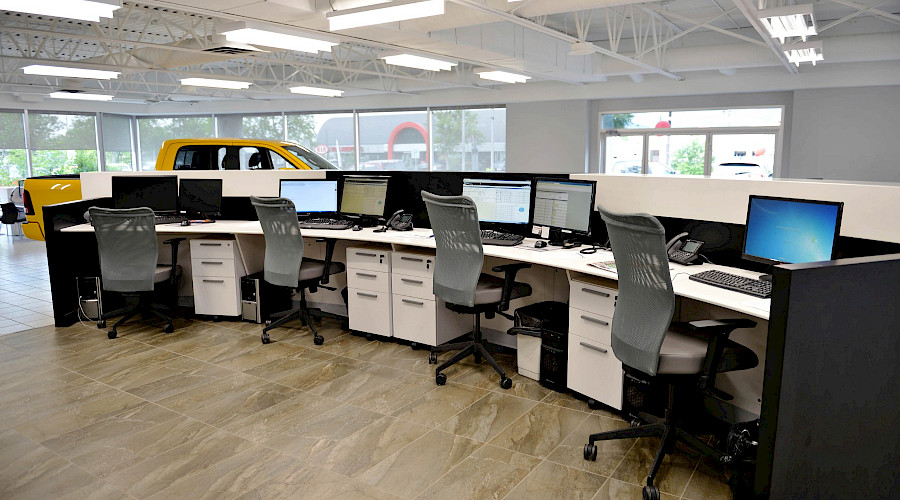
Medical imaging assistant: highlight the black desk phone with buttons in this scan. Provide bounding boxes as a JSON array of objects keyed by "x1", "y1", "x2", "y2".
[
  {"x1": 373, "y1": 209, "x2": 414, "y2": 232},
  {"x1": 666, "y1": 232, "x2": 704, "y2": 265}
]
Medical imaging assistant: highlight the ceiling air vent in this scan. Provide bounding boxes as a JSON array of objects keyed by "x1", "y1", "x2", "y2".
[{"x1": 200, "y1": 35, "x2": 266, "y2": 56}]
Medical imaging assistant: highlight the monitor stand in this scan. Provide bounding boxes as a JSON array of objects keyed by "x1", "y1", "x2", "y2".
[
  {"x1": 346, "y1": 215, "x2": 380, "y2": 228},
  {"x1": 547, "y1": 228, "x2": 569, "y2": 246}
]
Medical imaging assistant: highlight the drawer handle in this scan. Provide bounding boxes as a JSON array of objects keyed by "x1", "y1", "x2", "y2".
[
  {"x1": 356, "y1": 272, "x2": 377, "y2": 278},
  {"x1": 402, "y1": 299, "x2": 424, "y2": 306},
  {"x1": 202, "y1": 279, "x2": 225, "y2": 283},
  {"x1": 199, "y1": 243, "x2": 223, "y2": 246},
  {"x1": 579, "y1": 341, "x2": 608, "y2": 354},
  {"x1": 400, "y1": 256, "x2": 424, "y2": 262},
  {"x1": 201, "y1": 261, "x2": 223, "y2": 265},
  {"x1": 401, "y1": 278, "x2": 423, "y2": 285},
  {"x1": 581, "y1": 287, "x2": 610, "y2": 297},
  {"x1": 356, "y1": 292, "x2": 378, "y2": 298},
  {"x1": 580, "y1": 315, "x2": 609, "y2": 326},
  {"x1": 357, "y1": 252, "x2": 377, "y2": 257}
]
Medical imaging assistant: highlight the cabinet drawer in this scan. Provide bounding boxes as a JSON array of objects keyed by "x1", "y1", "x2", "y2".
[
  {"x1": 391, "y1": 251, "x2": 435, "y2": 278},
  {"x1": 567, "y1": 333, "x2": 623, "y2": 410},
  {"x1": 190, "y1": 239, "x2": 236, "y2": 260},
  {"x1": 347, "y1": 269, "x2": 390, "y2": 293},
  {"x1": 391, "y1": 274, "x2": 434, "y2": 300},
  {"x1": 569, "y1": 309, "x2": 613, "y2": 346},
  {"x1": 191, "y1": 258, "x2": 239, "y2": 278},
  {"x1": 347, "y1": 247, "x2": 391, "y2": 273},
  {"x1": 570, "y1": 281, "x2": 617, "y2": 316},
  {"x1": 392, "y1": 294, "x2": 437, "y2": 344},
  {"x1": 193, "y1": 277, "x2": 240, "y2": 316},
  {"x1": 348, "y1": 289, "x2": 392, "y2": 337}
]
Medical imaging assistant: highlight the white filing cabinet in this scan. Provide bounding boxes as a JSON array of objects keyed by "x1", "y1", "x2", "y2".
[
  {"x1": 346, "y1": 244, "x2": 393, "y2": 337},
  {"x1": 190, "y1": 237, "x2": 244, "y2": 317},
  {"x1": 567, "y1": 276, "x2": 623, "y2": 410},
  {"x1": 391, "y1": 249, "x2": 470, "y2": 347}
]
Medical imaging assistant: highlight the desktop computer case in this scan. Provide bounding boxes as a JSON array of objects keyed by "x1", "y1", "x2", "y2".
[
  {"x1": 241, "y1": 272, "x2": 291, "y2": 323},
  {"x1": 76, "y1": 276, "x2": 102, "y2": 321}
]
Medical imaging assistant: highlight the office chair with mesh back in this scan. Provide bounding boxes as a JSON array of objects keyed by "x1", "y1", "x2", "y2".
[
  {"x1": 583, "y1": 206, "x2": 759, "y2": 500},
  {"x1": 251, "y1": 196, "x2": 345, "y2": 345},
  {"x1": 422, "y1": 191, "x2": 532, "y2": 389},
  {"x1": 1, "y1": 202, "x2": 26, "y2": 237},
  {"x1": 89, "y1": 207, "x2": 184, "y2": 339}
]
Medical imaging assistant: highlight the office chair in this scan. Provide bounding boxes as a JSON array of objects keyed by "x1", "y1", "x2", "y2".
[
  {"x1": 89, "y1": 207, "x2": 184, "y2": 339},
  {"x1": 422, "y1": 191, "x2": 532, "y2": 389},
  {"x1": 248, "y1": 152, "x2": 261, "y2": 170},
  {"x1": 0, "y1": 202, "x2": 26, "y2": 237},
  {"x1": 251, "y1": 196, "x2": 345, "y2": 345},
  {"x1": 583, "y1": 206, "x2": 759, "y2": 500}
]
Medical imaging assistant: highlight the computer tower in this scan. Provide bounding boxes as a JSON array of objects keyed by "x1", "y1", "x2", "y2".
[
  {"x1": 76, "y1": 276, "x2": 102, "y2": 321},
  {"x1": 539, "y1": 329, "x2": 568, "y2": 391},
  {"x1": 241, "y1": 272, "x2": 291, "y2": 323}
]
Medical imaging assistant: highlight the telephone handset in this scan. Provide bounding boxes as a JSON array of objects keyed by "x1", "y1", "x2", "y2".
[
  {"x1": 374, "y1": 209, "x2": 414, "y2": 232},
  {"x1": 666, "y1": 232, "x2": 704, "y2": 265}
]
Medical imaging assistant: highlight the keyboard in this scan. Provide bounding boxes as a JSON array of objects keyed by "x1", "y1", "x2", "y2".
[
  {"x1": 480, "y1": 229, "x2": 524, "y2": 247},
  {"x1": 689, "y1": 269, "x2": 772, "y2": 298},
  {"x1": 299, "y1": 218, "x2": 353, "y2": 230},
  {"x1": 154, "y1": 214, "x2": 186, "y2": 225}
]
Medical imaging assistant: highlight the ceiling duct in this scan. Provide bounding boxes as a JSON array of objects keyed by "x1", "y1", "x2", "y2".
[
  {"x1": 199, "y1": 35, "x2": 267, "y2": 56},
  {"x1": 77, "y1": 35, "x2": 268, "y2": 71}
]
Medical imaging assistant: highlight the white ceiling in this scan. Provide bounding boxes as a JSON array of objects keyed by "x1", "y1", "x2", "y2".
[{"x1": 1, "y1": 0, "x2": 898, "y2": 108}]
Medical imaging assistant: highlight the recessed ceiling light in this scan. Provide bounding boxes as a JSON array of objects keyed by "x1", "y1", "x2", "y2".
[
  {"x1": 327, "y1": 0, "x2": 444, "y2": 31},
  {"x1": 180, "y1": 78, "x2": 251, "y2": 90},
  {"x1": 476, "y1": 70, "x2": 530, "y2": 84},
  {"x1": 23, "y1": 64, "x2": 119, "y2": 80},
  {"x1": 784, "y1": 41, "x2": 824, "y2": 67},
  {"x1": 759, "y1": 4, "x2": 817, "y2": 43},
  {"x1": 289, "y1": 86, "x2": 343, "y2": 98},
  {"x1": 220, "y1": 26, "x2": 336, "y2": 54},
  {"x1": 49, "y1": 91, "x2": 113, "y2": 101},
  {"x1": 381, "y1": 54, "x2": 456, "y2": 72},
  {"x1": 0, "y1": 0, "x2": 121, "y2": 22}
]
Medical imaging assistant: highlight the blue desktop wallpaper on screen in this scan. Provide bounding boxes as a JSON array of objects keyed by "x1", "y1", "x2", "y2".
[{"x1": 744, "y1": 198, "x2": 840, "y2": 264}]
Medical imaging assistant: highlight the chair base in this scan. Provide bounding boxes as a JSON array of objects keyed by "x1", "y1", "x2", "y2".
[
  {"x1": 99, "y1": 293, "x2": 174, "y2": 339},
  {"x1": 263, "y1": 304, "x2": 325, "y2": 346},
  {"x1": 428, "y1": 314, "x2": 512, "y2": 390}
]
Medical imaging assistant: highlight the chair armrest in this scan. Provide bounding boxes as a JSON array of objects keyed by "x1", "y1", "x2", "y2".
[
  {"x1": 162, "y1": 237, "x2": 186, "y2": 267},
  {"x1": 492, "y1": 263, "x2": 531, "y2": 312},
  {"x1": 317, "y1": 238, "x2": 337, "y2": 286},
  {"x1": 688, "y1": 318, "x2": 756, "y2": 336},
  {"x1": 687, "y1": 318, "x2": 756, "y2": 396}
]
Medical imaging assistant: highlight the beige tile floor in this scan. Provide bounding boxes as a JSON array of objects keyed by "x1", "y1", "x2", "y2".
[
  {"x1": 0, "y1": 237, "x2": 54, "y2": 334},
  {"x1": 0, "y1": 237, "x2": 736, "y2": 500}
]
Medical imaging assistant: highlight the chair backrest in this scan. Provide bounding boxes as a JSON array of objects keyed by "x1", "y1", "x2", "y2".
[
  {"x1": 222, "y1": 150, "x2": 240, "y2": 170},
  {"x1": 598, "y1": 205, "x2": 675, "y2": 376},
  {"x1": 0, "y1": 203, "x2": 17, "y2": 224},
  {"x1": 248, "y1": 152, "x2": 261, "y2": 169},
  {"x1": 251, "y1": 196, "x2": 302, "y2": 288},
  {"x1": 89, "y1": 207, "x2": 158, "y2": 292},
  {"x1": 422, "y1": 191, "x2": 483, "y2": 308}
]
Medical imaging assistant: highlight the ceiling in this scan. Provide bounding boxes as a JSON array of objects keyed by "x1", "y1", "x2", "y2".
[{"x1": 0, "y1": 0, "x2": 898, "y2": 105}]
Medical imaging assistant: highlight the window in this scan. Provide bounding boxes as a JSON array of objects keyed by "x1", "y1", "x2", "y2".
[
  {"x1": 28, "y1": 113, "x2": 99, "y2": 176},
  {"x1": 359, "y1": 111, "x2": 427, "y2": 171},
  {"x1": 601, "y1": 107, "x2": 782, "y2": 178},
  {"x1": 281, "y1": 145, "x2": 336, "y2": 170},
  {"x1": 101, "y1": 114, "x2": 133, "y2": 171},
  {"x1": 217, "y1": 114, "x2": 284, "y2": 140},
  {"x1": 0, "y1": 112, "x2": 27, "y2": 186},
  {"x1": 287, "y1": 113, "x2": 354, "y2": 170},
  {"x1": 138, "y1": 116, "x2": 214, "y2": 170},
  {"x1": 432, "y1": 107, "x2": 506, "y2": 172}
]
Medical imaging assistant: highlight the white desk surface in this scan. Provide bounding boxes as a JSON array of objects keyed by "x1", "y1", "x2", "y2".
[{"x1": 64, "y1": 222, "x2": 770, "y2": 320}]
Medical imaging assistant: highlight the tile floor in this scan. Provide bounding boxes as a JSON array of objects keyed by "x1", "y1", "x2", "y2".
[
  {"x1": 0, "y1": 237, "x2": 54, "y2": 334},
  {"x1": 0, "y1": 237, "x2": 736, "y2": 500}
]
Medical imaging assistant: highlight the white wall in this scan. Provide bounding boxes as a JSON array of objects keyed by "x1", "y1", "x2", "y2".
[
  {"x1": 506, "y1": 100, "x2": 589, "y2": 173},
  {"x1": 788, "y1": 86, "x2": 900, "y2": 183}
]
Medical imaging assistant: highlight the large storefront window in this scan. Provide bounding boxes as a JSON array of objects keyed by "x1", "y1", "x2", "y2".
[
  {"x1": 0, "y1": 112, "x2": 27, "y2": 185},
  {"x1": 358, "y1": 111, "x2": 427, "y2": 171},
  {"x1": 217, "y1": 114, "x2": 284, "y2": 141},
  {"x1": 288, "y1": 113, "x2": 355, "y2": 170},
  {"x1": 28, "y1": 113, "x2": 99, "y2": 176},
  {"x1": 432, "y1": 107, "x2": 506, "y2": 172},
  {"x1": 138, "y1": 116, "x2": 214, "y2": 170},
  {"x1": 101, "y1": 114, "x2": 134, "y2": 171}
]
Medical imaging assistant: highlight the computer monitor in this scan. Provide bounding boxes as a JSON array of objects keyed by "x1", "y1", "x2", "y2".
[
  {"x1": 532, "y1": 178, "x2": 596, "y2": 245},
  {"x1": 112, "y1": 175, "x2": 178, "y2": 213},
  {"x1": 742, "y1": 195, "x2": 843, "y2": 265},
  {"x1": 179, "y1": 179, "x2": 222, "y2": 218},
  {"x1": 461, "y1": 178, "x2": 531, "y2": 225},
  {"x1": 279, "y1": 179, "x2": 338, "y2": 215},
  {"x1": 340, "y1": 176, "x2": 389, "y2": 217}
]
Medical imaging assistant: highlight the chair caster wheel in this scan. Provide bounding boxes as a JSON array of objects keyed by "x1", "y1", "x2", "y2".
[
  {"x1": 107, "y1": 330, "x2": 117, "y2": 339},
  {"x1": 265, "y1": 320, "x2": 272, "y2": 326},
  {"x1": 410, "y1": 342, "x2": 418, "y2": 350},
  {"x1": 97, "y1": 320, "x2": 106, "y2": 329},
  {"x1": 365, "y1": 333, "x2": 373, "y2": 341},
  {"x1": 314, "y1": 335, "x2": 324, "y2": 346},
  {"x1": 642, "y1": 485, "x2": 660, "y2": 500},
  {"x1": 499, "y1": 377, "x2": 512, "y2": 390},
  {"x1": 164, "y1": 324, "x2": 174, "y2": 334},
  {"x1": 583, "y1": 444, "x2": 598, "y2": 461},
  {"x1": 587, "y1": 399, "x2": 602, "y2": 410},
  {"x1": 261, "y1": 333, "x2": 271, "y2": 344},
  {"x1": 428, "y1": 352, "x2": 437, "y2": 364},
  {"x1": 630, "y1": 417, "x2": 643, "y2": 428},
  {"x1": 435, "y1": 373, "x2": 447, "y2": 386}
]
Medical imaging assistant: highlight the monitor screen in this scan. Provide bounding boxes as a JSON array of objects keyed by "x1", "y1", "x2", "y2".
[
  {"x1": 461, "y1": 178, "x2": 532, "y2": 225},
  {"x1": 742, "y1": 195, "x2": 843, "y2": 265},
  {"x1": 179, "y1": 179, "x2": 222, "y2": 218},
  {"x1": 279, "y1": 179, "x2": 338, "y2": 214},
  {"x1": 112, "y1": 175, "x2": 178, "y2": 212},
  {"x1": 532, "y1": 178, "x2": 596, "y2": 234},
  {"x1": 340, "y1": 176, "x2": 389, "y2": 217}
]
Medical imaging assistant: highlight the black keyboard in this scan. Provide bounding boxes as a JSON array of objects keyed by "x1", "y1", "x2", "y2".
[
  {"x1": 480, "y1": 229, "x2": 524, "y2": 247},
  {"x1": 689, "y1": 270, "x2": 772, "y2": 298},
  {"x1": 154, "y1": 214, "x2": 186, "y2": 225},
  {"x1": 299, "y1": 218, "x2": 353, "y2": 230}
]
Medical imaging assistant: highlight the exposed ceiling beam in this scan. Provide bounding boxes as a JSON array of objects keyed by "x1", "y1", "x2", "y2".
[
  {"x1": 644, "y1": 6, "x2": 767, "y2": 47},
  {"x1": 827, "y1": 0, "x2": 900, "y2": 27},
  {"x1": 731, "y1": 0, "x2": 799, "y2": 74}
]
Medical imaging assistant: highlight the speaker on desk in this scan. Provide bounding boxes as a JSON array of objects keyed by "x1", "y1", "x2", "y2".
[{"x1": 241, "y1": 272, "x2": 291, "y2": 323}]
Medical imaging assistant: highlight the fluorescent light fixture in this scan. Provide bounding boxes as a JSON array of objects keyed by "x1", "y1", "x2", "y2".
[
  {"x1": 180, "y1": 78, "x2": 251, "y2": 90},
  {"x1": 381, "y1": 54, "x2": 456, "y2": 72},
  {"x1": 0, "y1": 0, "x2": 121, "y2": 22},
  {"x1": 759, "y1": 4, "x2": 817, "y2": 43},
  {"x1": 784, "y1": 41, "x2": 823, "y2": 67},
  {"x1": 22, "y1": 64, "x2": 119, "y2": 80},
  {"x1": 221, "y1": 27, "x2": 336, "y2": 54},
  {"x1": 327, "y1": 0, "x2": 444, "y2": 31},
  {"x1": 49, "y1": 91, "x2": 113, "y2": 101},
  {"x1": 476, "y1": 69, "x2": 530, "y2": 84},
  {"x1": 289, "y1": 86, "x2": 343, "y2": 97}
]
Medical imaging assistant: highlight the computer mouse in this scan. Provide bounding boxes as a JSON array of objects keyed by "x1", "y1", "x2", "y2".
[
  {"x1": 180, "y1": 220, "x2": 191, "y2": 227},
  {"x1": 352, "y1": 225, "x2": 363, "y2": 231},
  {"x1": 534, "y1": 240, "x2": 547, "y2": 248}
]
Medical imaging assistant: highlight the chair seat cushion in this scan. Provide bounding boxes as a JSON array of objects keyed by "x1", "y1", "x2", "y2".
[
  {"x1": 299, "y1": 259, "x2": 346, "y2": 283},
  {"x1": 154, "y1": 265, "x2": 181, "y2": 283},
  {"x1": 473, "y1": 273, "x2": 532, "y2": 305},
  {"x1": 657, "y1": 326, "x2": 759, "y2": 375}
]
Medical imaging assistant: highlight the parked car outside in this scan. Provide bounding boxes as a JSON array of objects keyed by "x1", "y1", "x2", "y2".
[
  {"x1": 711, "y1": 162, "x2": 772, "y2": 179},
  {"x1": 155, "y1": 138, "x2": 337, "y2": 171},
  {"x1": 609, "y1": 160, "x2": 676, "y2": 175},
  {"x1": 22, "y1": 174, "x2": 82, "y2": 241}
]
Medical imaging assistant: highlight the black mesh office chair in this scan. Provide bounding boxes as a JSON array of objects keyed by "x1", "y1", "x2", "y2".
[
  {"x1": 1, "y1": 202, "x2": 26, "y2": 237},
  {"x1": 422, "y1": 191, "x2": 532, "y2": 389},
  {"x1": 583, "y1": 206, "x2": 759, "y2": 500},
  {"x1": 251, "y1": 196, "x2": 345, "y2": 345},
  {"x1": 89, "y1": 207, "x2": 184, "y2": 339}
]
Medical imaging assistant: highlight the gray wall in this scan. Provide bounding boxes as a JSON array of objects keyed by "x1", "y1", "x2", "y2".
[
  {"x1": 506, "y1": 100, "x2": 589, "y2": 173},
  {"x1": 788, "y1": 86, "x2": 900, "y2": 182}
]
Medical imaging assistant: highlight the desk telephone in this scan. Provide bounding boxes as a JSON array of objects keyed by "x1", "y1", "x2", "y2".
[
  {"x1": 666, "y1": 232, "x2": 704, "y2": 265},
  {"x1": 373, "y1": 209, "x2": 414, "y2": 232}
]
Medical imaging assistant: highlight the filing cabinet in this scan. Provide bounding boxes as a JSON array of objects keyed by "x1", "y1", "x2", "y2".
[
  {"x1": 346, "y1": 244, "x2": 393, "y2": 337},
  {"x1": 190, "y1": 237, "x2": 244, "y2": 317}
]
